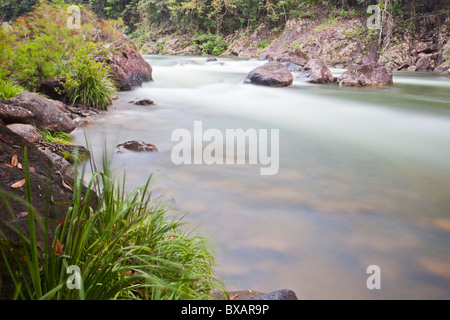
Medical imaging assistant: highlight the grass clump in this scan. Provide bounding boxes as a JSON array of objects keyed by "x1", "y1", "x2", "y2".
[
  {"x1": 0, "y1": 148, "x2": 223, "y2": 300},
  {"x1": 62, "y1": 43, "x2": 116, "y2": 110}
]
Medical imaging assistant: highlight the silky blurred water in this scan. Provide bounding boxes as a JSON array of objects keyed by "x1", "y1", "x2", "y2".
[{"x1": 72, "y1": 55, "x2": 450, "y2": 299}]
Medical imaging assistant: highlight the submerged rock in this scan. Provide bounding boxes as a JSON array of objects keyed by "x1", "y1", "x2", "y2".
[
  {"x1": 244, "y1": 61, "x2": 293, "y2": 87},
  {"x1": 129, "y1": 98, "x2": 154, "y2": 106},
  {"x1": 115, "y1": 140, "x2": 158, "y2": 153},
  {"x1": 337, "y1": 64, "x2": 393, "y2": 87}
]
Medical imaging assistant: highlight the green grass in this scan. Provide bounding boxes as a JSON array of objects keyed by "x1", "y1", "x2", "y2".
[
  {"x1": 0, "y1": 79, "x2": 25, "y2": 101},
  {"x1": 0, "y1": 146, "x2": 224, "y2": 300},
  {"x1": 38, "y1": 129, "x2": 74, "y2": 145}
]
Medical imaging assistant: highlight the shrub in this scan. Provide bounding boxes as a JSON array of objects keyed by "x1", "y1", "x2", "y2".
[{"x1": 192, "y1": 34, "x2": 228, "y2": 56}]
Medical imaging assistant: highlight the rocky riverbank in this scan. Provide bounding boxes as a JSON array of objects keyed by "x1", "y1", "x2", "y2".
[{"x1": 139, "y1": 8, "x2": 449, "y2": 75}]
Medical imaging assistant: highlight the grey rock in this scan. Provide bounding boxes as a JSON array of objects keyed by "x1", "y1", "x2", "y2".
[
  {"x1": 206, "y1": 57, "x2": 217, "y2": 62},
  {"x1": 40, "y1": 149, "x2": 74, "y2": 178},
  {"x1": 282, "y1": 62, "x2": 303, "y2": 72},
  {"x1": 129, "y1": 98, "x2": 154, "y2": 106}
]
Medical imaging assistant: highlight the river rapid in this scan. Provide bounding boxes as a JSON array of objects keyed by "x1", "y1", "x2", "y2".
[{"x1": 72, "y1": 55, "x2": 450, "y2": 299}]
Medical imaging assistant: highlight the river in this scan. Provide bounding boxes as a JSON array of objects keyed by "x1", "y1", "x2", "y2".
[{"x1": 72, "y1": 55, "x2": 450, "y2": 299}]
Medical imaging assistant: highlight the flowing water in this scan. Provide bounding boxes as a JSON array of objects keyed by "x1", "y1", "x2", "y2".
[{"x1": 72, "y1": 55, "x2": 450, "y2": 299}]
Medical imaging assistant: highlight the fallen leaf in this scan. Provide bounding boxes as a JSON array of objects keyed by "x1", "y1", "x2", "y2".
[
  {"x1": 56, "y1": 219, "x2": 71, "y2": 226},
  {"x1": 11, "y1": 154, "x2": 18, "y2": 167},
  {"x1": 52, "y1": 239, "x2": 65, "y2": 256},
  {"x1": 37, "y1": 184, "x2": 41, "y2": 190},
  {"x1": 0, "y1": 135, "x2": 8, "y2": 143},
  {"x1": 16, "y1": 212, "x2": 28, "y2": 219},
  {"x1": 2, "y1": 163, "x2": 13, "y2": 168},
  {"x1": 17, "y1": 163, "x2": 22, "y2": 169},
  {"x1": 229, "y1": 294, "x2": 239, "y2": 300},
  {"x1": 11, "y1": 179, "x2": 25, "y2": 188},
  {"x1": 30, "y1": 167, "x2": 36, "y2": 174},
  {"x1": 62, "y1": 179, "x2": 73, "y2": 191}
]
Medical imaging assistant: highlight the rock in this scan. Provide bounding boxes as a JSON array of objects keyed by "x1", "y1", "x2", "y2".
[
  {"x1": 415, "y1": 55, "x2": 433, "y2": 71},
  {"x1": 115, "y1": 140, "x2": 158, "y2": 153},
  {"x1": 434, "y1": 63, "x2": 449, "y2": 74},
  {"x1": 107, "y1": 51, "x2": 153, "y2": 90},
  {"x1": 40, "y1": 148, "x2": 75, "y2": 178},
  {"x1": 128, "y1": 98, "x2": 154, "y2": 106},
  {"x1": 407, "y1": 65, "x2": 418, "y2": 72},
  {"x1": 413, "y1": 42, "x2": 435, "y2": 55},
  {"x1": 269, "y1": 48, "x2": 310, "y2": 67},
  {"x1": 337, "y1": 64, "x2": 393, "y2": 87},
  {"x1": 206, "y1": 57, "x2": 217, "y2": 62},
  {"x1": 298, "y1": 58, "x2": 334, "y2": 83},
  {"x1": 6, "y1": 124, "x2": 42, "y2": 143},
  {"x1": 35, "y1": 141, "x2": 89, "y2": 164},
  {"x1": 244, "y1": 61, "x2": 293, "y2": 87},
  {"x1": 5, "y1": 92, "x2": 76, "y2": 133},
  {"x1": 282, "y1": 62, "x2": 303, "y2": 72},
  {"x1": 37, "y1": 77, "x2": 66, "y2": 101},
  {"x1": 251, "y1": 289, "x2": 298, "y2": 300},
  {"x1": 362, "y1": 42, "x2": 379, "y2": 65},
  {"x1": 0, "y1": 102, "x2": 34, "y2": 124}
]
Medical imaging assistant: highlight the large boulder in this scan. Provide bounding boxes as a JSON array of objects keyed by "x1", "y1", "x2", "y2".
[
  {"x1": 337, "y1": 64, "x2": 393, "y2": 87},
  {"x1": 107, "y1": 51, "x2": 153, "y2": 90},
  {"x1": 298, "y1": 58, "x2": 334, "y2": 83},
  {"x1": 244, "y1": 61, "x2": 293, "y2": 87},
  {"x1": 5, "y1": 92, "x2": 76, "y2": 133},
  {"x1": 0, "y1": 102, "x2": 34, "y2": 124}
]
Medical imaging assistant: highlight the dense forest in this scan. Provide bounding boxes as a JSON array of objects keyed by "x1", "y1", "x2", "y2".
[{"x1": 1, "y1": 1, "x2": 448, "y2": 35}]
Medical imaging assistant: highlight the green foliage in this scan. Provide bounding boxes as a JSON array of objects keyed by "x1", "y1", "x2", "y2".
[
  {"x1": 12, "y1": 36, "x2": 67, "y2": 89},
  {"x1": 0, "y1": 148, "x2": 223, "y2": 300},
  {"x1": 38, "y1": 129, "x2": 74, "y2": 145},
  {"x1": 0, "y1": 0, "x2": 39, "y2": 22},
  {"x1": 257, "y1": 39, "x2": 271, "y2": 50},
  {"x1": 192, "y1": 34, "x2": 228, "y2": 56},
  {"x1": 62, "y1": 43, "x2": 116, "y2": 110},
  {"x1": 0, "y1": 79, "x2": 25, "y2": 100}
]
